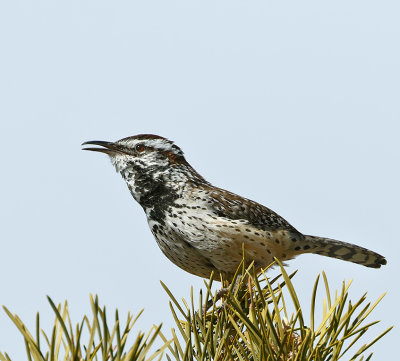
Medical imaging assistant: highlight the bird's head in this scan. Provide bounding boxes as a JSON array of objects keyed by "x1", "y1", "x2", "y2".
[
  {"x1": 82, "y1": 134, "x2": 205, "y2": 204},
  {"x1": 82, "y1": 134, "x2": 185, "y2": 172}
]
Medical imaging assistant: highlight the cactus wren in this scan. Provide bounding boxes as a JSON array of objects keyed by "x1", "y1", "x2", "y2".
[{"x1": 82, "y1": 134, "x2": 386, "y2": 279}]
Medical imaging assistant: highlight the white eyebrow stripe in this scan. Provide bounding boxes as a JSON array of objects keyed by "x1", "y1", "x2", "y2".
[{"x1": 119, "y1": 138, "x2": 184, "y2": 155}]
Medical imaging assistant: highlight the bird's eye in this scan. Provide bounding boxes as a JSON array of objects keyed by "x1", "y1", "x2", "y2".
[{"x1": 135, "y1": 143, "x2": 145, "y2": 153}]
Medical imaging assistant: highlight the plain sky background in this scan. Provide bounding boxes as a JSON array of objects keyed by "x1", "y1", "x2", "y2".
[{"x1": 0, "y1": 0, "x2": 399, "y2": 359}]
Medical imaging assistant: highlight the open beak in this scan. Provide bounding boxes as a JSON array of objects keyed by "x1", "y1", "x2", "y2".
[{"x1": 81, "y1": 140, "x2": 126, "y2": 155}]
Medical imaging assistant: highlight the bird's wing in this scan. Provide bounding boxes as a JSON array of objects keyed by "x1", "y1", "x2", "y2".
[{"x1": 208, "y1": 187, "x2": 300, "y2": 233}]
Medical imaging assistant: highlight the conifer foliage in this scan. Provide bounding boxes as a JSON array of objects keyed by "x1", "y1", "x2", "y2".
[{"x1": 0, "y1": 261, "x2": 391, "y2": 361}]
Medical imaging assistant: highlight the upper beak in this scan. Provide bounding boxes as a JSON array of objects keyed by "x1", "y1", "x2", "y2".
[{"x1": 81, "y1": 140, "x2": 126, "y2": 155}]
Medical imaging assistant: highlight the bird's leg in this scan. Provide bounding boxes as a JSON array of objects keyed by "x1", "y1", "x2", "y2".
[
  {"x1": 204, "y1": 286, "x2": 228, "y2": 312},
  {"x1": 204, "y1": 276, "x2": 244, "y2": 312}
]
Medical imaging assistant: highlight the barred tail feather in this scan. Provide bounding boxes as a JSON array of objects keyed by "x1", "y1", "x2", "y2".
[{"x1": 303, "y1": 235, "x2": 387, "y2": 268}]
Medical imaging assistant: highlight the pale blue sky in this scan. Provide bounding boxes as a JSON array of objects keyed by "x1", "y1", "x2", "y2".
[{"x1": 0, "y1": 1, "x2": 399, "y2": 359}]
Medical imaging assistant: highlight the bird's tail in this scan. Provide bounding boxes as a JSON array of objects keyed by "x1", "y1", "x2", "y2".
[{"x1": 300, "y1": 235, "x2": 387, "y2": 268}]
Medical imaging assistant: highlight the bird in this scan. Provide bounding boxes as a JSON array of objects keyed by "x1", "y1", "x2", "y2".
[{"x1": 82, "y1": 134, "x2": 386, "y2": 280}]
